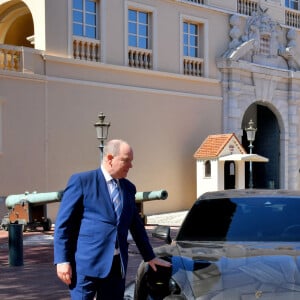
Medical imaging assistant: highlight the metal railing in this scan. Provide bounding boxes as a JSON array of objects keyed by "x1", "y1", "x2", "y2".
[
  {"x1": 237, "y1": 0, "x2": 258, "y2": 16},
  {"x1": 183, "y1": 56, "x2": 203, "y2": 77},
  {"x1": 0, "y1": 44, "x2": 22, "y2": 71},
  {"x1": 128, "y1": 47, "x2": 152, "y2": 69},
  {"x1": 73, "y1": 36, "x2": 100, "y2": 62}
]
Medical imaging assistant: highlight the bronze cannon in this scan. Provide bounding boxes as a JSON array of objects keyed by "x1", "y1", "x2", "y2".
[{"x1": 1, "y1": 189, "x2": 168, "y2": 231}]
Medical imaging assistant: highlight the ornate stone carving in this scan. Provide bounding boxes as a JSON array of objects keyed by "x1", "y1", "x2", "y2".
[{"x1": 224, "y1": 7, "x2": 300, "y2": 71}]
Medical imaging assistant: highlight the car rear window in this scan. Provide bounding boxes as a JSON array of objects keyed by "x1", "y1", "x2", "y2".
[{"x1": 176, "y1": 196, "x2": 300, "y2": 242}]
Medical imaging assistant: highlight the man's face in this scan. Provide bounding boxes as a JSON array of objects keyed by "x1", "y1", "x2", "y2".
[{"x1": 108, "y1": 143, "x2": 133, "y2": 179}]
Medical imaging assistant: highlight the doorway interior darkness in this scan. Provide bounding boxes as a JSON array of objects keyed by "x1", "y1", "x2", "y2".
[
  {"x1": 224, "y1": 161, "x2": 236, "y2": 189},
  {"x1": 242, "y1": 104, "x2": 280, "y2": 189}
]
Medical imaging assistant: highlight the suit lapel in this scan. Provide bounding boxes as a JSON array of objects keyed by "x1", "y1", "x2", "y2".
[{"x1": 97, "y1": 169, "x2": 116, "y2": 218}]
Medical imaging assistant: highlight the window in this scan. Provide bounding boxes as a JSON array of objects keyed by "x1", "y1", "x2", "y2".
[
  {"x1": 127, "y1": 7, "x2": 153, "y2": 69},
  {"x1": 204, "y1": 161, "x2": 211, "y2": 177},
  {"x1": 181, "y1": 17, "x2": 206, "y2": 77},
  {"x1": 286, "y1": 0, "x2": 299, "y2": 10},
  {"x1": 128, "y1": 9, "x2": 150, "y2": 49},
  {"x1": 177, "y1": 196, "x2": 300, "y2": 242},
  {"x1": 73, "y1": 0, "x2": 97, "y2": 39},
  {"x1": 184, "y1": 22, "x2": 199, "y2": 58}
]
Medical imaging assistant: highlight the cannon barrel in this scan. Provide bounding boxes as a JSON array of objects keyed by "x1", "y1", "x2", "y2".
[
  {"x1": 3, "y1": 189, "x2": 168, "y2": 229},
  {"x1": 135, "y1": 190, "x2": 168, "y2": 202},
  {"x1": 5, "y1": 191, "x2": 63, "y2": 209},
  {"x1": 5, "y1": 189, "x2": 168, "y2": 208}
]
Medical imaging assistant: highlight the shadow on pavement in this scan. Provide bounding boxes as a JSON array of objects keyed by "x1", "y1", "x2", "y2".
[{"x1": 0, "y1": 226, "x2": 179, "y2": 299}]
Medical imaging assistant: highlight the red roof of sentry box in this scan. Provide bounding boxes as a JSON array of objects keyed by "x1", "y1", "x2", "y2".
[{"x1": 194, "y1": 133, "x2": 246, "y2": 159}]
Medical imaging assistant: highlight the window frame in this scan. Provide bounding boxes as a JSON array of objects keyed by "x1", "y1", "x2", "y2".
[
  {"x1": 180, "y1": 14, "x2": 208, "y2": 77},
  {"x1": 183, "y1": 21, "x2": 200, "y2": 58},
  {"x1": 125, "y1": 1, "x2": 157, "y2": 69},
  {"x1": 204, "y1": 160, "x2": 211, "y2": 178},
  {"x1": 285, "y1": 0, "x2": 299, "y2": 10},
  {"x1": 128, "y1": 9, "x2": 150, "y2": 49},
  {"x1": 72, "y1": 0, "x2": 98, "y2": 39}
]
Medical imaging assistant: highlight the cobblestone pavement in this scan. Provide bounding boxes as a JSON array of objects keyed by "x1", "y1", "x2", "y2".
[{"x1": 0, "y1": 211, "x2": 186, "y2": 299}]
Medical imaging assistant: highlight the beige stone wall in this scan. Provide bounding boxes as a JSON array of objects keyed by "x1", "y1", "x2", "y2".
[
  {"x1": 44, "y1": 0, "x2": 69, "y2": 56},
  {"x1": 0, "y1": 53, "x2": 222, "y2": 221},
  {"x1": 209, "y1": 0, "x2": 237, "y2": 11},
  {"x1": 1, "y1": 0, "x2": 300, "y2": 223},
  {"x1": 0, "y1": 75, "x2": 47, "y2": 192}
]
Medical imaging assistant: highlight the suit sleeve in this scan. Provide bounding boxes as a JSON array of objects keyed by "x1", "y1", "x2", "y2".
[
  {"x1": 54, "y1": 174, "x2": 83, "y2": 264},
  {"x1": 127, "y1": 183, "x2": 155, "y2": 262}
]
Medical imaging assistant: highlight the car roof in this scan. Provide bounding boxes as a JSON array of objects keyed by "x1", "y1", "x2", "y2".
[{"x1": 199, "y1": 189, "x2": 300, "y2": 200}]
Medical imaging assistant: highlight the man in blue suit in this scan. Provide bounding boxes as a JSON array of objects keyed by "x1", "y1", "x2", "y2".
[{"x1": 54, "y1": 139, "x2": 170, "y2": 299}]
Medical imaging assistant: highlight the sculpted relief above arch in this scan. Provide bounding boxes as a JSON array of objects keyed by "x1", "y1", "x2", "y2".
[
  {"x1": 223, "y1": 7, "x2": 300, "y2": 71},
  {"x1": 217, "y1": 7, "x2": 300, "y2": 191}
]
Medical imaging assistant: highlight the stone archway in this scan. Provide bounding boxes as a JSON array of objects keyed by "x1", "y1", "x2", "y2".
[
  {"x1": 217, "y1": 8, "x2": 300, "y2": 190},
  {"x1": 242, "y1": 104, "x2": 280, "y2": 189},
  {"x1": 0, "y1": 1, "x2": 34, "y2": 47}
]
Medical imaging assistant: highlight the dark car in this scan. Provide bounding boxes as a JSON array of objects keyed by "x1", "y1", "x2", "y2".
[{"x1": 134, "y1": 189, "x2": 300, "y2": 299}]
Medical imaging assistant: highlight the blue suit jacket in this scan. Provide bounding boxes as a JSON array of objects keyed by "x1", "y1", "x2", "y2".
[{"x1": 54, "y1": 168, "x2": 155, "y2": 278}]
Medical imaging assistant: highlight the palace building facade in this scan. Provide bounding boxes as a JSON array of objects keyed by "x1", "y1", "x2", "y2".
[{"x1": 1, "y1": 0, "x2": 300, "y2": 219}]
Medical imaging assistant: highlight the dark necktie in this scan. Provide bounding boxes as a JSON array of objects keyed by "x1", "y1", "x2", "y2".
[
  {"x1": 111, "y1": 179, "x2": 122, "y2": 222},
  {"x1": 111, "y1": 179, "x2": 125, "y2": 277}
]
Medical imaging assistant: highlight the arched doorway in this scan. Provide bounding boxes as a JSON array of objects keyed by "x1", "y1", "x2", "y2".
[
  {"x1": 0, "y1": 1, "x2": 34, "y2": 48},
  {"x1": 242, "y1": 104, "x2": 280, "y2": 189},
  {"x1": 224, "y1": 160, "x2": 236, "y2": 189}
]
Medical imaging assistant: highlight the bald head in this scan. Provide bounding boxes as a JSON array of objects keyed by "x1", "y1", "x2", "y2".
[
  {"x1": 102, "y1": 139, "x2": 133, "y2": 179},
  {"x1": 103, "y1": 140, "x2": 125, "y2": 157}
]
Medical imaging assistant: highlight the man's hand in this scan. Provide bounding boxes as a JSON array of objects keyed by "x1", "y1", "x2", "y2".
[
  {"x1": 148, "y1": 257, "x2": 172, "y2": 272},
  {"x1": 56, "y1": 263, "x2": 72, "y2": 285}
]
